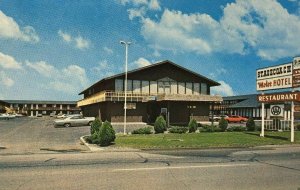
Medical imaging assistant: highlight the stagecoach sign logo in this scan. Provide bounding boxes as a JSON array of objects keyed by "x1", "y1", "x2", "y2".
[{"x1": 270, "y1": 105, "x2": 284, "y2": 117}]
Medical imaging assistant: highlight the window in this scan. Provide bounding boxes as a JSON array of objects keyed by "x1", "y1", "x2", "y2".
[
  {"x1": 133, "y1": 80, "x2": 141, "y2": 93},
  {"x1": 171, "y1": 82, "x2": 177, "y2": 94},
  {"x1": 201, "y1": 83, "x2": 207, "y2": 94},
  {"x1": 186, "y1": 83, "x2": 193, "y2": 94},
  {"x1": 141, "y1": 81, "x2": 149, "y2": 94},
  {"x1": 193, "y1": 83, "x2": 200, "y2": 95},
  {"x1": 150, "y1": 81, "x2": 157, "y2": 94},
  {"x1": 178, "y1": 82, "x2": 185, "y2": 94},
  {"x1": 115, "y1": 79, "x2": 123, "y2": 91},
  {"x1": 127, "y1": 80, "x2": 133, "y2": 92}
]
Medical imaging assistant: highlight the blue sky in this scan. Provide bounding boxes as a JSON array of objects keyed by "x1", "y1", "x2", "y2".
[{"x1": 1, "y1": 0, "x2": 300, "y2": 100}]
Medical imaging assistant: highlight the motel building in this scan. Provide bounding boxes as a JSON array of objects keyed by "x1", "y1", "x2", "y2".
[
  {"x1": 77, "y1": 60, "x2": 223, "y2": 125},
  {"x1": 213, "y1": 93, "x2": 298, "y2": 120},
  {"x1": 2, "y1": 100, "x2": 81, "y2": 116}
]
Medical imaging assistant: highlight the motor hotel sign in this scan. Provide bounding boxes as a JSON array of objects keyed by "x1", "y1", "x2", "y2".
[{"x1": 256, "y1": 63, "x2": 292, "y2": 91}]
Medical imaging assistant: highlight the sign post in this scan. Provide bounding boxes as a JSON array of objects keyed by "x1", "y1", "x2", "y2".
[
  {"x1": 257, "y1": 57, "x2": 300, "y2": 142},
  {"x1": 261, "y1": 93, "x2": 264, "y2": 137}
]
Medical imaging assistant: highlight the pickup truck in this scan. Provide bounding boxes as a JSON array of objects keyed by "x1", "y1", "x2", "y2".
[{"x1": 54, "y1": 115, "x2": 95, "y2": 127}]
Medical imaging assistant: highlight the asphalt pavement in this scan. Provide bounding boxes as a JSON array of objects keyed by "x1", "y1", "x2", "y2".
[
  {"x1": 0, "y1": 117, "x2": 299, "y2": 189},
  {"x1": 0, "y1": 116, "x2": 90, "y2": 154}
]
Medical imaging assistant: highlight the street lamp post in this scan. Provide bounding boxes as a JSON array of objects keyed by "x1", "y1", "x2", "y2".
[{"x1": 120, "y1": 41, "x2": 131, "y2": 135}]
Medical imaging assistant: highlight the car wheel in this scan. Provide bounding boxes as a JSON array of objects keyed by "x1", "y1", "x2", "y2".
[
  {"x1": 88, "y1": 121, "x2": 93, "y2": 126},
  {"x1": 64, "y1": 123, "x2": 71, "y2": 128}
]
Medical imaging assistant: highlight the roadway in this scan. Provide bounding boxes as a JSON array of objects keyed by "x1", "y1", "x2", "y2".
[{"x1": 0, "y1": 117, "x2": 299, "y2": 189}]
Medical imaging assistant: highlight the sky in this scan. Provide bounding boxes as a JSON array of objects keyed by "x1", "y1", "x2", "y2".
[{"x1": 1, "y1": 0, "x2": 300, "y2": 101}]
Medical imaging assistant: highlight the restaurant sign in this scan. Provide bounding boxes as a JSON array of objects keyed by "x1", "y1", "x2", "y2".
[{"x1": 257, "y1": 92, "x2": 300, "y2": 103}]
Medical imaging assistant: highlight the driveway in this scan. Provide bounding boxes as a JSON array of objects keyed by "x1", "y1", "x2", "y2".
[{"x1": 0, "y1": 117, "x2": 90, "y2": 154}]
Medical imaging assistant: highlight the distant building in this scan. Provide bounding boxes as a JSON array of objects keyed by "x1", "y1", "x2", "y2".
[
  {"x1": 2, "y1": 100, "x2": 81, "y2": 116},
  {"x1": 78, "y1": 60, "x2": 222, "y2": 124},
  {"x1": 213, "y1": 94, "x2": 296, "y2": 120}
]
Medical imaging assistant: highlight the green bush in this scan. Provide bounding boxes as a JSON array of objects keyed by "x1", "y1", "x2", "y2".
[
  {"x1": 90, "y1": 117, "x2": 102, "y2": 135},
  {"x1": 98, "y1": 121, "x2": 116, "y2": 146},
  {"x1": 227, "y1": 126, "x2": 246, "y2": 132},
  {"x1": 246, "y1": 117, "x2": 256, "y2": 131},
  {"x1": 154, "y1": 116, "x2": 167, "y2": 133},
  {"x1": 132, "y1": 127, "x2": 152, "y2": 134},
  {"x1": 169, "y1": 126, "x2": 188, "y2": 134},
  {"x1": 86, "y1": 132, "x2": 101, "y2": 144},
  {"x1": 188, "y1": 118, "x2": 198, "y2": 133},
  {"x1": 200, "y1": 125, "x2": 222, "y2": 132},
  {"x1": 218, "y1": 117, "x2": 228, "y2": 132}
]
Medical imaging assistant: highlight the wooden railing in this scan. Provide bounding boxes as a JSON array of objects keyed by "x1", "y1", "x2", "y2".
[{"x1": 77, "y1": 90, "x2": 223, "y2": 107}]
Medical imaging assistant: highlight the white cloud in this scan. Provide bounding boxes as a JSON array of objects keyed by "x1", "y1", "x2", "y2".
[
  {"x1": 0, "y1": 10, "x2": 39, "y2": 42},
  {"x1": 0, "y1": 51, "x2": 22, "y2": 69},
  {"x1": 149, "y1": 0, "x2": 160, "y2": 10},
  {"x1": 103, "y1": 46, "x2": 113, "y2": 54},
  {"x1": 133, "y1": 57, "x2": 151, "y2": 68},
  {"x1": 209, "y1": 68, "x2": 227, "y2": 79},
  {"x1": 58, "y1": 30, "x2": 90, "y2": 50},
  {"x1": 120, "y1": 0, "x2": 161, "y2": 16},
  {"x1": 0, "y1": 71, "x2": 14, "y2": 87},
  {"x1": 211, "y1": 81, "x2": 234, "y2": 96},
  {"x1": 91, "y1": 60, "x2": 110, "y2": 72},
  {"x1": 58, "y1": 30, "x2": 71, "y2": 42},
  {"x1": 26, "y1": 60, "x2": 89, "y2": 94},
  {"x1": 128, "y1": 7, "x2": 147, "y2": 20},
  {"x1": 139, "y1": 0, "x2": 300, "y2": 60},
  {"x1": 75, "y1": 36, "x2": 90, "y2": 50},
  {"x1": 25, "y1": 60, "x2": 56, "y2": 77}
]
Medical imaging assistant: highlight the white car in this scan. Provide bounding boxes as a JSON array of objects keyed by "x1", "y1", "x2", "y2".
[
  {"x1": 56, "y1": 114, "x2": 67, "y2": 119},
  {"x1": 54, "y1": 115, "x2": 95, "y2": 127},
  {"x1": 0, "y1": 113, "x2": 16, "y2": 120}
]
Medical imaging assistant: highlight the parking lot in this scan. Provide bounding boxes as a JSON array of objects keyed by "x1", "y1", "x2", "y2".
[{"x1": 0, "y1": 117, "x2": 90, "y2": 155}]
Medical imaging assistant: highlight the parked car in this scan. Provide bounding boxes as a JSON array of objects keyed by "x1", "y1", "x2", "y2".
[
  {"x1": 209, "y1": 115, "x2": 228, "y2": 122},
  {"x1": 53, "y1": 115, "x2": 95, "y2": 127},
  {"x1": 50, "y1": 113, "x2": 56, "y2": 117},
  {"x1": 0, "y1": 113, "x2": 16, "y2": 120},
  {"x1": 225, "y1": 115, "x2": 248, "y2": 123},
  {"x1": 37, "y1": 114, "x2": 43, "y2": 117},
  {"x1": 56, "y1": 114, "x2": 67, "y2": 119}
]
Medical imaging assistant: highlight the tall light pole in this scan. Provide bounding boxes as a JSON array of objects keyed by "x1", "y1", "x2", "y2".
[{"x1": 120, "y1": 41, "x2": 131, "y2": 135}]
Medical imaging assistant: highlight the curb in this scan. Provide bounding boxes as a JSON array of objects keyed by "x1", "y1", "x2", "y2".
[{"x1": 80, "y1": 136, "x2": 105, "y2": 151}]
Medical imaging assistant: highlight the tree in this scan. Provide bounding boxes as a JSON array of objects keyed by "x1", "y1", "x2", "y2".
[
  {"x1": 188, "y1": 118, "x2": 198, "y2": 133},
  {"x1": 246, "y1": 117, "x2": 256, "y2": 131},
  {"x1": 154, "y1": 115, "x2": 167, "y2": 133},
  {"x1": 90, "y1": 117, "x2": 102, "y2": 135},
  {"x1": 219, "y1": 117, "x2": 228, "y2": 132}
]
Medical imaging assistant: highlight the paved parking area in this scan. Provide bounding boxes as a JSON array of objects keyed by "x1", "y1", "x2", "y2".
[{"x1": 0, "y1": 117, "x2": 90, "y2": 155}]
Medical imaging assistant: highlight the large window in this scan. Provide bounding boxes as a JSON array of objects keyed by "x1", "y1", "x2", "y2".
[
  {"x1": 141, "y1": 81, "x2": 149, "y2": 94},
  {"x1": 133, "y1": 80, "x2": 141, "y2": 93},
  {"x1": 178, "y1": 82, "x2": 185, "y2": 94},
  {"x1": 193, "y1": 83, "x2": 200, "y2": 95},
  {"x1": 186, "y1": 83, "x2": 193, "y2": 94},
  {"x1": 115, "y1": 79, "x2": 123, "y2": 91},
  {"x1": 150, "y1": 81, "x2": 157, "y2": 94},
  {"x1": 201, "y1": 83, "x2": 207, "y2": 95}
]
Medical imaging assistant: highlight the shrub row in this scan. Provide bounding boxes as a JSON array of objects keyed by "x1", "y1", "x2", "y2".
[
  {"x1": 169, "y1": 126, "x2": 188, "y2": 134},
  {"x1": 132, "y1": 127, "x2": 152, "y2": 134},
  {"x1": 200, "y1": 125, "x2": 222, "y2": 132}
]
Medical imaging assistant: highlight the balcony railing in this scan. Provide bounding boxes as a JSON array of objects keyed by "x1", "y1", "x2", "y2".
[
  {"x1": 77, "y1": 90, "x2": 223, "y2": 107},
  {"x1": 22, "y1": 107, "x2": 80, "y2": 111}
]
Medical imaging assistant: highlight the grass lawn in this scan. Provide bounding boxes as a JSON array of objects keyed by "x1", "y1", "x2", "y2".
[{"x1": 114, "y1": 131, "x2": 300, "y2": 149}]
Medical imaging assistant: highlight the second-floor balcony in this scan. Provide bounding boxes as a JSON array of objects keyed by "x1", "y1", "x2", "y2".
[{"x1": 77, "y1": 90, "x2": 223, "y2": 107}]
